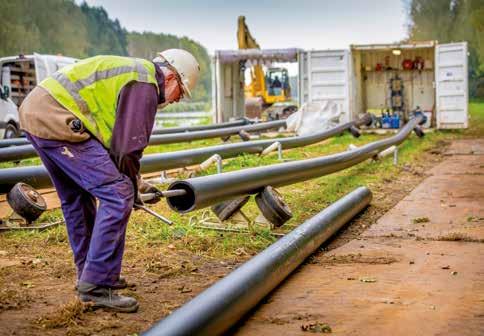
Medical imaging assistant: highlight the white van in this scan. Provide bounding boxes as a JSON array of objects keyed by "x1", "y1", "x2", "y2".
[{"x1": 0, "y1": 53, "x2": 77, "y2": 138}]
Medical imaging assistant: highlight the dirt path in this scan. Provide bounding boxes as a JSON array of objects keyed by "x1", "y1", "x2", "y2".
[{"x1": 233, "y1": 139, "x2": 484, "y2": 336}]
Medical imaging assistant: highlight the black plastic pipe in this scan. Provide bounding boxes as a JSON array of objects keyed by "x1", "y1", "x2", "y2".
[
  {"x1": 0, "y1": 115, "x2": 370, "y2": 193},
  {"x1": 0, "y1": 144, "x2": 36, "y2": 162},
  {"x1": 141, "y1": 114, "x2": 370, "y2": 173},
  {"x1": 152, "y1": 119, "x2": 249, "y2": 135},
  {"x1": 0, "y1": 120, "x2": 251, "y2": 149},
  {"x1": 0, "y1": 137, "x2": 29, "y2": 147},
  {"x1": 0, "y1": 121, "x2": 250, "y2": 148},
  {"x1": 143, "y1": 186, "x2": 372, "y2": 336},
  {"x1": 148, "y1": 120, "x2": 285, "y2": 145},
  {"x1": 0, "y1": 120, "x2": 286, "y2": 162},
  {"x1": 166, "y1": 116, "x2": 423, "y2": 213}
]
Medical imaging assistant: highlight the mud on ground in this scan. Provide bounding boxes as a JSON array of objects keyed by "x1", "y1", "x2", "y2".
[{"x1": 0, "y1": 142, "x2": 447, "y2": 336}]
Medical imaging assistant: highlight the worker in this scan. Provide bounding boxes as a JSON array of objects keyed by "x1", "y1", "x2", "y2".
[
  {"x1": 271, "y1": 75, "x2": 282, "y2": 96},
  {"x1": 18, "y1": 50, "x2": 200, "y2": 313},
  {"x1": 272, "y1": 75, "x2": 282, "y2": 88}
]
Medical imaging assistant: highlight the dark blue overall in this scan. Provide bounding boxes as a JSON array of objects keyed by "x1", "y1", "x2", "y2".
[{"x1": 27, "y1": 134, "x2": 134, "y2": 286}]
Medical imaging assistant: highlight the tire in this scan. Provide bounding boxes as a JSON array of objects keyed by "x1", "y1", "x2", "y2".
[
  {"x1": 255, "y1": 186, "x2": 292, "y2": 227},
  {"x1": 4, "y1": 123, "x2": 18, "y2": 139},
  {"x1": 7, "y1": 183, "x2": 47, "y2": 223}
]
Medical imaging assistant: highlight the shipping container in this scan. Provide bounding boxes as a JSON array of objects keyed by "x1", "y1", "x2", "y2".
[{"x1": 213, "y1": 41, "x2": 468, "y2": 129}]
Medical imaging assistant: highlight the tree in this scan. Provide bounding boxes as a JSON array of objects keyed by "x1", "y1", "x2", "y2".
[
  {"x1": 0, "y1": 0, "x2": 211, "y2": 101},
  {"x1": 406, "y1": 0, "x2": 484, "y2": 97},
  {"x1": 80, "y1": 3, "x2": 128, "y2": 57}
]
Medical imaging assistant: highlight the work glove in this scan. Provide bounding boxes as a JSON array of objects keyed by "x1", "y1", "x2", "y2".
[
  {"x1": 143, "y1": 189, "x2": 162, "y2": 205},
  {"x1": 137, "y1": 178, "x2": 162, "y2": 205}
]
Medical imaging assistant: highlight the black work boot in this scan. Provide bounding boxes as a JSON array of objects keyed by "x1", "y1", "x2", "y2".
[
  {"x1": 75, "y1": 276, "x2": 128, "y2": 291},
  {"x1": 78, "y1": 281, "x2": 139, "y2": 313},
  {"x1": 111, "y1": 276, "x2": 128, "y2": 290}
]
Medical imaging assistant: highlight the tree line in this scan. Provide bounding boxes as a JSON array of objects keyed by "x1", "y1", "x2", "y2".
[
  {"x1": 0, "y1": 0, "x2": 211, "y2": 101},
  {"x1": 406, "y1": 0, "x2": 484, "y2": 97}
]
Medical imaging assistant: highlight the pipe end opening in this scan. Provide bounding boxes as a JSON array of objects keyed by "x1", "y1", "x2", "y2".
[{"x1": 166, "y1": 182, "x2": 196, "y2": 213}]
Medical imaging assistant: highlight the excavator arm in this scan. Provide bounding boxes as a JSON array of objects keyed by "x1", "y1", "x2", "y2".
[
  {"x1": 237, "y1": 16, "x2": 265, "y2": 98},
  {"x1": 237, "y1": 16, "x2": 260, "y2": 49}
]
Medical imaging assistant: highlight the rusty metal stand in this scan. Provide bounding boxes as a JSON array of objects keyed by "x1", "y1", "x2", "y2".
[{"x1": 0, "y1": 210, "x2": 63, "y2": 232}]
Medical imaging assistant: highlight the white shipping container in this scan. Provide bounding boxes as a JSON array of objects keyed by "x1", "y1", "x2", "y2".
[{"x1": 213, "y1": 41, "x2": 468, "y2": 129}]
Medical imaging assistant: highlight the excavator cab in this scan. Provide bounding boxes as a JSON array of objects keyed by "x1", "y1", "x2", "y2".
[{"x1": 265, "y1": 68, "x2": 290, "y2": 100}]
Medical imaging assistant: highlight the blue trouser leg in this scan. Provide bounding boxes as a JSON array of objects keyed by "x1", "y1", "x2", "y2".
[
  {"x1": 28, "y1": 135, "x2": 96, "y2": 279},
  {"x1": 27, "y1": 134, "x2": 134, "y2": 286}
]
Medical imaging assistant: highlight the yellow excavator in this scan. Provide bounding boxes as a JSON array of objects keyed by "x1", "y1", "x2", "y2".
[{"x1": 237, "y1": 16, "x2": 297, "y2": 120}]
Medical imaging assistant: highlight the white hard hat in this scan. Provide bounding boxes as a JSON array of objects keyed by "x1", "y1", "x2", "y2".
[{"x1": 153, "y1": 49, "x2": 200, "y2": 98}]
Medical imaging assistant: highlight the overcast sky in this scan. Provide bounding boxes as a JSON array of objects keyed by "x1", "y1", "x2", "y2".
[{"x1": 81, "y1": 0, "x2": 409, "y2": 54}]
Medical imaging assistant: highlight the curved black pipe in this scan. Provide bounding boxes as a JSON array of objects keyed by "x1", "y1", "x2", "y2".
[
  {"x1": 166, "y1": 116, "x2": 423, "y2": 213},
  {"x1": 0, "y1": 123, "x2": 252, "y2": 148},
  {"x1": 141, "y1": 114, "x2": 371, "y2": 173},
  {"x1": 147, "y1": 120, "x2": 285, "y2": 145},
  {"x1": 0, "y1": 119, "x2": 279, "y2": 150},
  {"x1": 0, "y1": 120, "x2": 286, "y2": 162},
  {"x1": 0, "y1": 115, "x2": 370, "y2": 193},
  {"x1": 152, "y1": 119, "x2": 249, "y2": 135},
  {"x1": 143, "y1": 186, "x2": 372, "y2": 336}
]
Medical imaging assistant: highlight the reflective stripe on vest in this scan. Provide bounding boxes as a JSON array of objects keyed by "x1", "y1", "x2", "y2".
[
  {"x1": 41, "y1": 56, "x2": 157, "y2": 148},
  {"x1": 50, "y1": 59, "x2": 149, "y2": 115}
]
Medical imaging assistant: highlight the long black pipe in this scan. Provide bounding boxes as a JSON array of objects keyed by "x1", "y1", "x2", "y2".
[
  {"x1": 0, "y1": 121, "x2": 250, "y2": 148},
  {"x1": 0, "y1": 120, "x2": 285, "y2": 162},
  {"x1": 166, "y1": 116, "x2": 423, "y2": 213},
  {"x1": 143, "y1": 186, "x2": 372, "y2": 336},
  {"x1": 0, "y1": 119, "x2": 282, "y2": 150},
  {"x1": 0, "y1": 115, "x2": 370, "y2": 193},
  {"x1": 0, "y1": 138, "x2": 29, "y2": 147},
  {"x1": 152, "y1": 119, "x2": 249, "y2": 135},
  {"x1": 141, "y1": 114, "x2": 370, "y2": 173},
  {"x1": 148, "y1": 120, "x2": 285, "y2": 145}
]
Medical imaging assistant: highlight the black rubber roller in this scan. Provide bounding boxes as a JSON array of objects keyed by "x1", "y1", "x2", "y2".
[
  {"x1": 413, "y1": 126, "x2": 425, "y2": 138},
  {"x1": 211, "y1": 196, "x2": 250, "y2": 221},
  {"x1": 255, "y1": 186, "x2": 292, "y2": 227},
  {"x1": 238, "y1": 130, "x2": 251, "y2": 141},
  {"x1": 7, "y1": 183, "x2": 47, "y2": 223},
  {"x1": 348, "y1": 125, "x2": 361, "y2": 138}
]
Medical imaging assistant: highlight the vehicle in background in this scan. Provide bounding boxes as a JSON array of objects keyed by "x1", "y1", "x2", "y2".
[
  {"x1": 237, "y1": 16, "x2": 297, "y2": 120},
  {"x1": 0, "y1": 53, "x2": 77, "y2": 138}
]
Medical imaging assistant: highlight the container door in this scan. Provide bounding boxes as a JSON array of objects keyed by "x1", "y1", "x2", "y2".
[
  {"x1": 299, "y1": 49, "x2": 351, "y2": 123},
  {"x1": 435, "y1": 42, "x2": 468, "y2": 129}
]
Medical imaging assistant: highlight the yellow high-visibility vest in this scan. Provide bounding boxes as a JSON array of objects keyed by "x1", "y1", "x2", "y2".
[{"x1": 40, "y1": 55, "x2": 158, "y2": 148}]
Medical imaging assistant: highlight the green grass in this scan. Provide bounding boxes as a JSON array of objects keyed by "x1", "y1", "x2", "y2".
[{"x1": 1, "y1": 101, "x2": 483, "y2": 260}]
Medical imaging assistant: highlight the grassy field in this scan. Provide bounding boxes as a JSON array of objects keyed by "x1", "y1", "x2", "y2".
[
  {"x1": 0, "y1": 101, "x2": 482, "y2": 335},
  {"x1": 2, "y1": 100, "x2": 482, "y2": 260}
]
